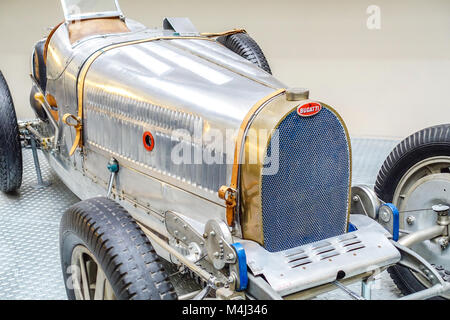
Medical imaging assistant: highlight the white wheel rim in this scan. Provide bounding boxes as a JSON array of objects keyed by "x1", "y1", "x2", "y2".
[
  {"x1": 70, "y1": 245, "x2": 116, "y2": 300},
  {"x1": 393, "y1": 156, "x2": 450, "y2": 296}
]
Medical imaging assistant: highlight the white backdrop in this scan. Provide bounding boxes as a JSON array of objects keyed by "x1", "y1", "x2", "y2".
[{"x1": 0, "y1": 0, "x2": 449, "y2": 138}]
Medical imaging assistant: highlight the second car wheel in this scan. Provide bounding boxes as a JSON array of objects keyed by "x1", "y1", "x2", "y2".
[
  {"x1": 375, "y1": 124, "x2": 450, "y2": 299},
  {"x1": 60, "y1": 197, "x2": 178, "y2": 300},
  {"x1": 0, "y1": 71, "x2": 23, "y2": 193},
  {"x1": 218, "y1": 32, "x2": 272, "y2": 74}
]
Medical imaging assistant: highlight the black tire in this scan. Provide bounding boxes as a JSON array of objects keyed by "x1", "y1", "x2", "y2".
[
  {"x1": 32, "y1": 39, "x2": 47, "y2": 92},
  {"x1": 218, "y1": 32, "x2": 272, "y2": 74},
  {"x1": 0, "y1": 71, "x2": 23, "y2": 193},
  {"x1": 375, "y1": 124, "x2": 450, "y2": 298},
  {"x1": 60, "y1": 197, "x2": 177, "y2": 300}
]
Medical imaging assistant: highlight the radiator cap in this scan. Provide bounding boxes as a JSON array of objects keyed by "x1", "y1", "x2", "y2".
[{"x1": 286, "y1": 88, "x2": 310, "y2": 101}]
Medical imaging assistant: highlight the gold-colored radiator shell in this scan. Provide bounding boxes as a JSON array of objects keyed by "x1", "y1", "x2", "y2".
[{"x1": 239, "y1": 95, "x2": 352, "y2": 245}]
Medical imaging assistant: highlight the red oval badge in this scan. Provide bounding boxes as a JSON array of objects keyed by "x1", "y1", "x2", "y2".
[
  {"x1": 297, "y1": 102, "x2": 322, "y2": 117},
  {"x1": 143, "y1": 131, "x2": 155, "y2": 152}
]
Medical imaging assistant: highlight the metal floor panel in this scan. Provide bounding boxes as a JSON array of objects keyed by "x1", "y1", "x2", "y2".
[
  {"x1": 0, "y1": 138, "x2": 401, "y2": 300},
  {"x1": 0, "y1": 148, "x2": 79, "y2": 300},
  {"x1": 351, "y1": 138, "x2": 400, "y2": 187}
]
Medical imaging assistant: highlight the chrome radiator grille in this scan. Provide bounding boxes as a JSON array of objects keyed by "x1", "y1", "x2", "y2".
[{"x1": 261, "y1": 107, "x2": 350, "y2": 252}]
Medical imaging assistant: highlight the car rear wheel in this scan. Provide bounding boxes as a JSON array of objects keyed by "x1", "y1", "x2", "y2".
[
  {"x1": 375, "y1": 124, "x2": 450, "y2": 299},
  {"x1": 60, "y1": 197, "x2": 178, "y2": 300},
  {"x1": 218, "y1": 32, "x2": 272, "y2": 74},
  {"x1": 0, "y1": 71, "x2": 23, "y2": 193}
]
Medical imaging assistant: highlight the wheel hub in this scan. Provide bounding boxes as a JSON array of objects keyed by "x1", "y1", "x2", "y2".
[{"x1": 393, "y1": 156, "x2": 450, "y2": 296}]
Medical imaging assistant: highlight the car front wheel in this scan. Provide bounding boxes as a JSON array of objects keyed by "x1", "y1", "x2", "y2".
[{"x1": 60, "y1": 197, "x2": 177, "y2": 300}]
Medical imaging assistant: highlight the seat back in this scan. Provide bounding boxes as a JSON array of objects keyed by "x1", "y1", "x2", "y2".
[{"x1": 68, "y1": 17, "x2": 130, "y2": 44}]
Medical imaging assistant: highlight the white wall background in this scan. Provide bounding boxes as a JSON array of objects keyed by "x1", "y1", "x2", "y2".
[{"x1": 0, "y1": 0, "x2": 449, "y2": 138}]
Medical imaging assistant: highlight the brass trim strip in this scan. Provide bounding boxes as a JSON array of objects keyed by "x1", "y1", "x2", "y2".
[
  {"x1": 231, "y1": 89, "x2": 286, "y2": 189},
  {"x1": 43, "y1": 21, "x2": 64, "y2": 64},
  {"x1": 200, "y1": 29, "x2": 247, "y2": 38},
  {"x1": 62, "y1": 113, "x2": 82, "y2": 155},
  {"x1": 72, "y1": 36, "x2": 215, "y2": 155},
  {"x1": 325, "y1": 104, "x2": 353, "y2": 232},
  {"x1": 220, "y1": 89, "x2": 286, "y2": 225}
]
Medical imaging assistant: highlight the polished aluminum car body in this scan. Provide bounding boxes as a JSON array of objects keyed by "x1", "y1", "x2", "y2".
[
  {"x1": 22, "y1": 0, "x2": 449, "y2": 300},
  {"x1": 43, "y1": 17, "x2": 285, "y2": 226}
]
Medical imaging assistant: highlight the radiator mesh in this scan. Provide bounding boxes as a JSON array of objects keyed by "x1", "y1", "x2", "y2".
[{"x1": 261, "y1": 107, "x2": 350, "y2": 252}]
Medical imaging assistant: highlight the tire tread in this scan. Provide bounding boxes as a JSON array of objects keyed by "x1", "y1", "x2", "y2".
[
  {"x1": 60, "y1": 197, "x2": 177, "y2": 300},
  {"x1": 217, "y1": 33, "x2": 272, "y2": 74},
  {"x1": 0, "y1": 71, "x2": 22, "y2": 193},
  {"x1": 374, "y1": 124, "x2": 450, "y2": 299}
]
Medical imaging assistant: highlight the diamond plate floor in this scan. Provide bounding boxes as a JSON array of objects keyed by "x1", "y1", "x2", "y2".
[
  {"x1": 0, "y1": 138, "x2": 401, "y2": 300},
  {"x1": 0, "y1": 147, "x2": 79, "y2": 300}
]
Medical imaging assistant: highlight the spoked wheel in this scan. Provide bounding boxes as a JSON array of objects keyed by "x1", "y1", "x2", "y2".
[
  {"x1": 376, "y1": 124, "x2": 450, "y2": 299},
  {"x1": 71, "y1": 245, "x2": 116, "y2": 300},
  {"x1": 60, "y1": 197, "x2": 177, "y2": 300}
]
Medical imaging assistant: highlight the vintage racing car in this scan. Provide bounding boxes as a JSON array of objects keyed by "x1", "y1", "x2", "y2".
[{"x1": 0, "y1": 0, "x2": 449, "y2": 300}]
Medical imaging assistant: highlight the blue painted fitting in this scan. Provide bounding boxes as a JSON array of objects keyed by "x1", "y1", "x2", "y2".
[
  {"x1": 230, "y1": 243, "x2": 248, "y2": 291},
  {"x1": 107, "y1": 160, "x2": 119, "y2": 173},
  {"x1": 382, "y1": 203, "x2": 400, "y2": 241},
  {"x1": 348, "y1": 223, "x2": 358, "y2": 232}
]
